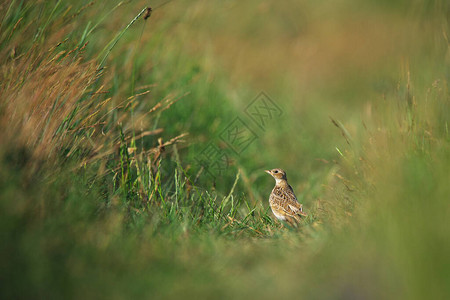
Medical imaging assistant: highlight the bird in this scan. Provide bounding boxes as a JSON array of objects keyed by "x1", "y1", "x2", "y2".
[{"x1": 265, "y1": 168, "x2": 307, "y2": 226}]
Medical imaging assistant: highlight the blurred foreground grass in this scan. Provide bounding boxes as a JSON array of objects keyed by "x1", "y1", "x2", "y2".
[{"x1": 0, "y1": 0, "x2": 449, "y2": 299}]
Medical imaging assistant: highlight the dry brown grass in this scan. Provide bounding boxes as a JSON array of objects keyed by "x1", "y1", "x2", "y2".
[{"x1": 0, "y1": 46, "x2": 97, "y2": 159}]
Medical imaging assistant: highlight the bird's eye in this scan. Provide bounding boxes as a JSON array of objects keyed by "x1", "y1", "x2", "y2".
[{"x1": 274, "y1": 170, "x2": 278, "y2": 173}]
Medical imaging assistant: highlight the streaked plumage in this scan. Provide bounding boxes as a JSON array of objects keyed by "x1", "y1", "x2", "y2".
[{"x1": 265, "y1": 168, "x2": 307, "y2": 226}]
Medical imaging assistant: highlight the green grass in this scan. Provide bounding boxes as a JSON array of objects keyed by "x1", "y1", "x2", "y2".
[{"x1": 0, "y1": 0, "x2": 449, "y2": 299}]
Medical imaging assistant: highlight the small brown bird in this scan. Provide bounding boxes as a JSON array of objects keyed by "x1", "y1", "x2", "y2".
[{"x1": 265, "y1": 168, "x2": 307, "y2": 226}]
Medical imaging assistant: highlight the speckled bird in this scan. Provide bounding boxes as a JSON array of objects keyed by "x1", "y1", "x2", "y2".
[{"x1": 265, "y1": 168, "x2": 307, "y2": 226}]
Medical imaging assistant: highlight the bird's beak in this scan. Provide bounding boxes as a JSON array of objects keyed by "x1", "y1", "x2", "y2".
[{"x1": 264, "y1": 170, "x2": 271, "y2": 175}]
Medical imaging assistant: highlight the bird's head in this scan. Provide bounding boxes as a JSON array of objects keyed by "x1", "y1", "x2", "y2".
[{"x1": 265, "y1": 168, "x2": 287, "y2": 183}]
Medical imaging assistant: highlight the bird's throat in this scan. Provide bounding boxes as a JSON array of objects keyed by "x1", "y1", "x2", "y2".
[{"x1": 275, "y1": 178, "x2": 289, "y2": 188}]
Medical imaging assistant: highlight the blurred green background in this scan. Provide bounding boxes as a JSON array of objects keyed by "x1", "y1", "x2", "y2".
[{"x1": 0, "y1": 0, "x2": 449, "y2": 299}]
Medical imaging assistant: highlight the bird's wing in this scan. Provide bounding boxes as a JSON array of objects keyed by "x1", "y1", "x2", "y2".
[{"x1": 270, "y1": 186, "x2": 307, "y2": 218}]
